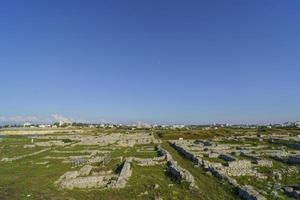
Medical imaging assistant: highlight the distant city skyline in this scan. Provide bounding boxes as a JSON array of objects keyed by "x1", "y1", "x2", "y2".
[
  {"x1": 1, "y1": 1, "x2": 300, "y2": 124},
  {"x1": 0, "y1": 114, "x2": 299, "y2": 126}
]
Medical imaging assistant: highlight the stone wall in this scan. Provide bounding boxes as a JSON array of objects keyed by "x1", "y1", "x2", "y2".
[
  {"x1": 169, "y1": 142, "x2": 198, "y2": 162},
  {"x1": 166, "y1": 160, "x2": 198, "y2": 189},
  {"x1": 219, "y1": 154, "x2": 236, "y2": 162},
  {"x1": 287, "y1": 155, "x2": 300, "y2": 164},
  {"x1": 56, "y1": 159, "x2": 132, "y2": 190},
  {"x1": 170, "y1": 140, "x2": 266, "y2": 200},
  {"x1": 109, "y1": 159, "x2": 132, "y2": 188},
  {"x1": 237, "y1": 185, "x2": 266, "y2": 200},
  {"x1": 1, "y1": 148, "x2": 51, "y2": 162},
  {"x1": 56, "y1": 174, "x2": 113, "y2": 189},
  {"x1": 156, "y1": 144, "x2": 173, "y2": 161},
  {"x1": 131, "y1": 156, "x2": 165, "y2": 166},
  {"x1": 254, "y1": 159, "x2": 273, "y2": 167}
]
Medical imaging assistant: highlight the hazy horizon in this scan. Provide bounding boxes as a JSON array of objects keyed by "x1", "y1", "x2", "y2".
[{"x1": 0, "y1": 114, "x2": 298, "y2": 126}]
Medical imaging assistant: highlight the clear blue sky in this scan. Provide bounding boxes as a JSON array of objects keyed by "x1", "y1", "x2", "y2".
[{"x1": 0, "y1": 0, "x2": 300, "y2": 124}]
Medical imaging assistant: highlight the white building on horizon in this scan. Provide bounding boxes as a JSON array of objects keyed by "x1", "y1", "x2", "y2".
[{"x1": 23, "y1": 122, "x2": 31, "y2": 127}]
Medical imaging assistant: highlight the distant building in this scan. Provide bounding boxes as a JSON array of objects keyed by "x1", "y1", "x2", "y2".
[
  {"x1": 137, "y1": 121, "x2": 143, "y2": 128},
  {"x1": 59, "y1": 121, "x2": 72, "y2": 127},
  {"x1": 38, "y1": 124, "x2": 50, "y2": 128},
  {"x1": 172, "y1": 124, "x2": 185, "y2": 129},
  {"x1": 282, "y1": 122, "x2": 292, "y2": 127},
  {"x1": 23, "y1": 122, "x2": 31, "y2": 127},
  {"x1": 137, "y1": 122, "x2": 151, "y2": 128},
  {"x1": 295, "y1": 121, "x2": 300, "y2": 128},
  {"x1": 108, "y1": 124, "x2": 114, "y2": 128}
]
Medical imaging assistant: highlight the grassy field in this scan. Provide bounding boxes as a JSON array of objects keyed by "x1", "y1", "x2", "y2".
[
  {"x1": 0, "y1": 132, "x2": 242, "y2": 200},
  {"x1": 0, "y1": 127, "x2": 298, "y2": 200},
  {"x1": 161, "y1": 142, "x2": 239, "y2": 200}
]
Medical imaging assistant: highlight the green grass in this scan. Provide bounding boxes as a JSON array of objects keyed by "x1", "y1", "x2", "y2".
[
  {"x1": 153, "y1": 127, "x2": 273, "y2": 140},
  {"x1": 0, "y1": 137, "x2": 201, "y2": 199},
  {"x1": 161, "y1": 142, "x2": 239, "y2": 200},
  {"x1": 0, "y1": 136, "x2": 46, "y2": 158},
  {"x1": 66, "y1": 163, "x2": 203, "y2": 200},
  {"x1": 1, "y1": 128, "x2": 298, "y2": 200},
  {"x1": 111, "y1": 145, "x2": 158, "y2": 158}
]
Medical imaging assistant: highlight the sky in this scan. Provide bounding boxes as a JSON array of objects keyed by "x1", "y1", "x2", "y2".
[{"x1": 0, "y1": 0, "x2": 300, "y2": 125}]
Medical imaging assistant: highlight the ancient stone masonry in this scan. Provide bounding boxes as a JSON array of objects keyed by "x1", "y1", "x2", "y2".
[
  {"x1": 269, "y1": 137, "x2": 300, "y2": 150},
  {"x1": 32, "y1": 140, "x2": 67, "y2": 147},
  {"x1": 208, "y1": 152, "x2": 219, "y2": 158},
  {"x1": 54, "y1": 143, "x2": 170, "y2": 190},
  {"x1": 56, "y1": 160, "x2": 133, "y2": 190},
  {"x1": 130, "y1": 156, "x2": 165, "y2": 166},
  {"x1": 56, "y1": 165, "x2": 99, "y2": 189},
  {"x1": 76, "y1": 132, "x2": 161, "y2": 147},
  {"x1": 237, "y1": 185, "x2": 267, "y2": 200},
  {"x1": 272, "y1": 154, "x2": 300, "y2": 165},
  {"x1": 55, "y1": 148, "x2": 177, "y2": 190},
  {"x1": 87, "y1": 156, "x2": 105, "y2": 164},
  {"x1": 136, "y1": 146, "x2": 156, "y2": 153},
  {"x1": 55, "y1": 170, "x2": 115, "y2": 189},
  {"x1": 194, "y1": 139, "x2": 215, "y2": 147},
  {"x1": 219, "y1": 154, "x2": 236, "y2": 162},
  {"x1": 221, "y1": 160, "x2": 260, "y2": 177},
  {"x1": 42, "y1": 149, "x2": 111, "y2": 166},
  {"x1": 156, "y1": 145, "x2": 198, "y2": 189},
  {"x1": 30, "y1": 132, "x2": 161, "y2": 147},
  {"x1": 166, "y1": 160, "x2": 198, "y2": 189},
  {"x1": 3, "y1": 128, "x2": 298, "y2": 199},
  {"x1": 1, "y1": 148, "x2": 51, "y2": 162},
  {"x1": 283, "y1": 184, "x2": 300, "y2": 198},
  {"x1": 169, "y1": 142, "x2": 198, "y2": 162},
  {"x1": 156, "y1": 144, "x2": 173, "y2": 161},
  {"x1": 287, "y1": 155, "x2": 300, "y2": 164},
  {"x1": 169, "y1": 140, "x2": 267, "y2": 200},
  {"x1": 288, "y1": 143, "x2": 300, "y2": 150},
  {"x1": 240, "y1": 152, "x2": 260, "y2": 160},
  {"x1": 254, "y1": 159, "x2": 273, "y2": 167},
  {"x1": 108, "y1": 159, "x2": 132, "y2": 188},
  {"x1": 79, "y1": 165, "x2": 93, "y2": 176}
]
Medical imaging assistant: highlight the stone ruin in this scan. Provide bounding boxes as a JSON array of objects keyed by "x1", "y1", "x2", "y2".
[
  {"x1": 130, "y1": 156, "x2": 165, "y2": 166},
  {"x1": 219, "y1": 153, "x2": 236, "y2": 162},
  {"x1": 55, "y1": 169, "x2": 115, "y2": 189},
  {"x1": 169, "y1": 140, "x2": 267, "y2": 200},
  {"x1": 253, "y1": 159, "x2": 273, "y2": 167},
  {"x1": 32, "y1": 132, "x2": 161, "y2": 148},
  {"x1": 55, "y1": 143, "x2": 199, "y2": 191},
  {"x1": 72, "y1": 157, "x2": 86, "y2": 168},
  {"x1": 283, "y1": 184, "x2": 300, "y2": 198},
  {"x1": 156, "y1": 144, "x2": 173, "y2": 161},
  {"x1": 237, "y1": 185, "x2": 266, "y2": 200},
  {"x1": 54, "y1": 144, "x2": 170, "y2": 190},
  {"x1": 55, "y1": 159, "x2": 133, "y2": 190},
  {"x1": 287, "y1": 155, "x2": 300, "y2": 164},
  {"x1": 1, "y1": 148, "x2": 51, "y2": 162},
  {"x1": 221, "y1": 160, "x2": 258, "y2": 177},
  {"x1": 108, "y1": 159, "x2": 132, "y2": 188},
  {"x1": 156, "y1": 145, "x2": 198, "y2": 189},
  {"x1": 166, "y1": 160, "x2": 198, "y2": 189}
]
